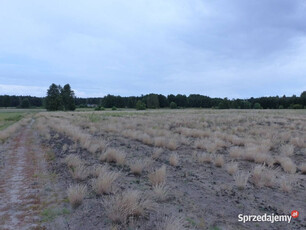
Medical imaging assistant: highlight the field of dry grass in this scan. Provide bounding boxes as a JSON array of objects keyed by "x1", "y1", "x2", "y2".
[{"x1": 5, "y1": 109, "x2": 306, "y2": 229}]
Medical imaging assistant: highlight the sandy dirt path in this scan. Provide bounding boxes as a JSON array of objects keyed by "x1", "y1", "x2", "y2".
[{"x1": 0, "y1": 119, "x2": 48, "y2": 230}]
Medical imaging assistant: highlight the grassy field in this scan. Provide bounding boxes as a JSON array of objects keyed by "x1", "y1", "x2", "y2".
[
  {"x1": 0, "y1": 112, "x2": 25, "y2": 130},
  {"x1": 0, "y1": 108, "x2": 45, "y2": 130}
]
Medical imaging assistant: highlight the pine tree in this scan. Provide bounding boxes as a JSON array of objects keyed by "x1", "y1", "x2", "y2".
[
  {"x1": 61, "y1": 84, "x2": 76, "y2": 111},
  {"x1": 45, "y1": 84, "x2": 63, "y2": 111}
]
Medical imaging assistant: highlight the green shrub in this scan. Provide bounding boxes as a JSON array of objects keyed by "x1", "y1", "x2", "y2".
[
  {"x1": 278, "y1": 105, "x2": 284, "y2": 109},
  {"x1": 95, "y1": 106, "x2": 105, "y2": 111},
  {"x1": 136, "y1": 100, "x2": 146, "y2": 110},
  {"x1": 253, "y1": 103, "x2": 263, "y2": 109},
  {"x1": 112, "y1": 106, "x2": 117, "y2": 110},
  {"x1": 170, "y1": 102, "x2": 177, "y2": 109},
  {"x1": 20, "y1": 98, "x2": 30, "y2": 108},
  {"x1": 292, "y1": 104, "x2": 303, "y2": 109}
]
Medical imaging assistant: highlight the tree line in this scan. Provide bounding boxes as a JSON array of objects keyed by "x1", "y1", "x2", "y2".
[
  {"x1": 74, "y1": 92, "x2": 306, "y2": 110},
  {"x1": 0, "y1": 84, "x2": 305, "y2": 110}
]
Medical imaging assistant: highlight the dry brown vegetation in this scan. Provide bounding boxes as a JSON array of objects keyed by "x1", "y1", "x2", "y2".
[
  {"x1": 163, "y1": 216, "x2": 186, "y2": 230},
  {"x1": 93, "y1": 171, "x2": 119, "y2": 194},
  {"x1": 67, "y1": 184, "x2": 88, "y2": 208},
  {"x1": 100, "y1": 148, "x2": 126, "y2": 166},
  {"x1": 152, "y1": 183, "x2": 169, "y2": 201},
  {"x1": 102, "y1": 190, "x2": 155, "y2": 224},
  {"x1": 32, "y1": 109, "x2": 306, "y2": 229},
  {"x1": 169, "y1": 153, "x2": 179, "y2": 166},
  {"x1": 149, "y1": 165, "x2": 167, "y2": 186},
  {"x1": 129, "y1": 158, "x2": 151, "y2": 175},
  {"x1": 234, "y1": 171, "x2": 250, "y2": 190},
  {"x1": 226, "y1": 162, "x2": 239, "y2": 175}
]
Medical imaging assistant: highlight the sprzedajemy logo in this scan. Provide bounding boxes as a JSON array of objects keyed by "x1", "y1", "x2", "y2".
[{"x1": 238, "y1": 211, "x2": 299, "y2": 224}]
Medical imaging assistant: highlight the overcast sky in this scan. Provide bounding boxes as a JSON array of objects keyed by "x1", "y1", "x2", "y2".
[{"x1": 0, "y1": 0, "x2": 305, "y2": 98}]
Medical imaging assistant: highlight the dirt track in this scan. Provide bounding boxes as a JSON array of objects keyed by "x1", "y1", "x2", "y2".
[{"x1": 0, "y1": 119, "x2": 48, "y2": 229}]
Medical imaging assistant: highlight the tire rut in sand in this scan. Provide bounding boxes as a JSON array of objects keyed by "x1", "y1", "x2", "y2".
[{"x1": 0, "y1": 119, "x2": 54, "y2": 229}]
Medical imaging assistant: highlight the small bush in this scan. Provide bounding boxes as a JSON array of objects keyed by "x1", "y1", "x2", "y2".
[
  {"x1": 167, "y1": 139, "x2": 178, "y2": 150},
  {"x1": 129, "y1": 159, "x2": 150, "y2": 175},
  {"x1": 136, "y1": 100, "x2": 146, "y2": 110},
  {"x1": 102, "y1": 190, "x2": 155, "y2": 224},
  {"x1": 253, "y1": 103, "x2": 263, "y2": 109},
  {"x1": 67, "y1": 184, "x2": 87, "y2": 208},
  {"x1": 234, "y1": 171, "x2": 249, "y2": 190},
  {"x1": 100, "y1": 148, "x2": 126, "y2": 166},
  {"x1": 197, "y1": 153, "x2": 212, "y2": 163},
  {"x1": 153, "y1": 183, "x2": 169, "y2": 201},
  {"x1": 278, "y1": 157, "x2": 296, "y2": 174},
  {"x1": 93, "y1": 171, "x2": 119, "y2": 194},
  {"x1": 112, "y1": 106, "x2": 117, "y2": 110},
  {"x1": 170, "y1": 102, "x2": 177, "y2": 109},
  {"x1": 152, "y1": 148, "x2": 163, "y2": 160},
  {"x1": 149, "y1": 165, "x2": 166, "y2": 186},
  {"x1": 291, "y1": 104, "x2": 303, "y2": 109},
  {"x1": 226, "y1": 162, "x2": 238, "y2": 175},
  {"x1": 95, "y1": 106, "x2": 105, "y2": 111},
  {"x1": 69, "y1": 164, "x2": 89, "y2": 181},
  {"x1": 169, "y1": 153, "x2": 179, "y2": 166},
  {"x1": 252, "y1": 165, "x2": 277, "y2": 188},
  {"x1": 214, "y1": 154, "x2": 225, "y2": 167}
]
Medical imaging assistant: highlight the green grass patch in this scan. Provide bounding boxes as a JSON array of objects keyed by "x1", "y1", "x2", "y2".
[
  {"x1": 186, "y1": 217, "x2": 197, "y2": 227},
  {"x1": 209, "y1": 226, "x2": 221, "y2": 230},
  {"x1": 41, "y1": 207, "x2": 70, "y2": 222},
  {"x1": 0, "y1": 112, "x2": 24, "y2": 130}
]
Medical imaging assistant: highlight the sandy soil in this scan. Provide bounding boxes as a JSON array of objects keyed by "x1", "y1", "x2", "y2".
[
  {"x1": 0, "y1": 119, "x2": 66, "y2": 230},
  {"x1": 43, "y1": 129, "x2": 306, "y2": 230}
]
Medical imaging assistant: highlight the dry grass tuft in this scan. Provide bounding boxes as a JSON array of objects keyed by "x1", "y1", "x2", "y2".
[
  {"x1": 229, "y1": 147, "x2": 243, "y2": 159},
  {"x1": 102, "y1": 190, "x2": 156, "y2": 224},
  {"x1": 91, "y1": 164, "x2": 109, "y2": 177},
  {"x1": 197, "y1": 152, "x2": 212, "y2": 163},
  {"x1": 100, "y1": 148, "x2": 126, "y2": 166},
  {"x1": 252, "y1": 165, "x2": 277, "y2": 188},
  {"x1": 129, "y1": 159, "x2": 150, "y2": 175},
  {"x1": 299, "y1": 163, "x2": 306, "y2": 174},
  {"x1": 153, "y1": 183, "x2": 169, "y2": 201},
  {"x1": 64, "y1": 154, "x2": 83, "y2": 168},
  {"x1": 67, "y1": 184, "x2": 87, "y2": 207},
  {"x1": 252, "y1": 165, "x2": 265, "y2": 187},
  {"x1": 280, "y1": 144, "x2": 294, "y2": 156},
  {"x1": 152, "y1": 148, "x2": 163, "y2": 160},
  {"x1": 214, "y1": 154, "x2": 225, "y2": 167},
  {"x1": 154, "y1": 137, "x2": 167, "y2": 148},
  {"x1": 234, "y1": 171, "x2": 250, "y2": 190},
  {"x1": 167, "y1": 139, "x2": 178, "y2": 150},
  {"x1": 163, "y1": 216, "x2": 186, "y2": 230},
  {"x1": 148, "y1": 165, "x2": 166, "y2": 186},
  {"x1": 278, "y1": 157, "x2": 296, "y2": 174},
  {"x1": 169, "y1": 153, "x2": 179, "y2": 166},
  {"x1": 226, "y1": 162, "x2": 238, "y2": 175},
  {"x1": 280, "y1": 175, "x2": 293, "y2": 193},
  {"x1": 69, "y1": 164, "x2": 89, "y2": 181},
  {"x1": 93, "y1": 171, "x2": 119, "y2": 194},
  {"x1": 254, "y1": 153, "x2": 271, "y2": 164}
]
